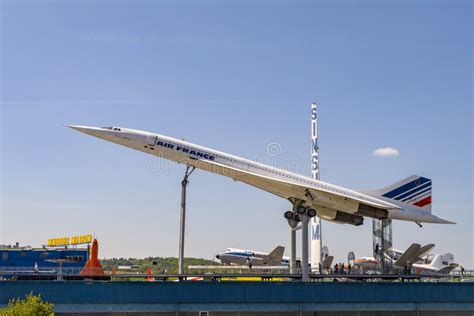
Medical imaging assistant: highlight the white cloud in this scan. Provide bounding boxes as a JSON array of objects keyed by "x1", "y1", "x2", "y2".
[{"x1": 372, "y1": 147, "x2": 399, "y2": 157}]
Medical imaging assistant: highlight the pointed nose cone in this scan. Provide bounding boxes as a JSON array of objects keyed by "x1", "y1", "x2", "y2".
[
  {"x1": 67, "y1": 125, "x2": 97, "y2": 135},
  {"x1": 67, "y1": 125, "x2": 111, "y2": 140}
]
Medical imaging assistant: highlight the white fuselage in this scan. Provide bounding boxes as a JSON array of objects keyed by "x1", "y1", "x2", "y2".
[
  {"x1": 216, "y1": 248, "x2": 289, "y2": 266},
  {"x1": 354, "y1": 256, "x2": 451, "y2": 275},
  {"x1": 68, "y1": 126, "x2": 451, "y2": 225}
]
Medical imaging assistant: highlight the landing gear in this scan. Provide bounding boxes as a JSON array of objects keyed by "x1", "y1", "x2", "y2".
[
  {"x1": 285, "y1": 207, "x2": 316, "y2": 219},
  {"x1": 296, "y1": 206, "x2": 307, "y2": 215},
  {"x1": 246, "y1": 258, "x2": 252, "y2": 269},
  {"x1": 306, "y1": 208, "x2": 317, "y2": 218},
  {"x1": 284, "y1": 211, "x2": 295, "y2": 220},
  {"x1": 284, "y1": 198, "x2": 317, "y2": 281}
]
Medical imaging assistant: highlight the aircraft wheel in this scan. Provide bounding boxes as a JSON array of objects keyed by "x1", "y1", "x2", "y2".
[
  {"x1": 284, "y1": 211, "x2": 294, "y2": 220},
  {"x1": 296, "y1": 206, "x2": 306, "y2": 214},
  {"x1": 294, "y1": 214, "x2": 301, "y2": 222},
  {"x1": 307, "y1": 208, "x2": 317, "y2": 217}
]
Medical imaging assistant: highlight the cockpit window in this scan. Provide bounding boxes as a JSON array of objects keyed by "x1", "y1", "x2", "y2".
[{"x1": 101, "y1": 127, "x2": 121, "y2": 131}]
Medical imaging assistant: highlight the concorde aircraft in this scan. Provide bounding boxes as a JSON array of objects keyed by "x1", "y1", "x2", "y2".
[{"x1": 68, "y1": 125, "x2": 453, "y2": 226}]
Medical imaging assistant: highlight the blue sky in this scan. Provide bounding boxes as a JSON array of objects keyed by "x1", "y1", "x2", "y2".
[{"x1": 1, "y1": 1, "x2": 472, "y2": 267}]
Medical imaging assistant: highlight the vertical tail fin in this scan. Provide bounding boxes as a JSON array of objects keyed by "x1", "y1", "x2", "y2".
[
  {"x1": 322, "y1": 246, "x2": 333, "y2": 269},
  {"x1": 365, "y1": 175, "x2": 432, "y2": 212},
  {"x1": 267, "y1": 246, "x2": 285, "y2": 261},
  {"x1": 429, "y1": 254, "x2": 446, "y2": 270}
]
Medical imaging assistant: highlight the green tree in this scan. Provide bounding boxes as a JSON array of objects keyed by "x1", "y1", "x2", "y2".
[
  {"x1": 0, "y1": 293, "x2": 54, "y2": 316},
  {"x1": 101, "y1": 256, "x2": 218, "y2": 274}
]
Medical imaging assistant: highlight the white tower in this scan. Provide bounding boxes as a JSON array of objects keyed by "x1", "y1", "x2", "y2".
[{"x1": 310, "y1": 102, "x2": 322, "y2": 273}]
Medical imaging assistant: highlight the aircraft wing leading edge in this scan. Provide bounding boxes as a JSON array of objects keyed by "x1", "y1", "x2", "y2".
[{"x1": 393, "y1": 244, "x2": 422, "y2": 267}]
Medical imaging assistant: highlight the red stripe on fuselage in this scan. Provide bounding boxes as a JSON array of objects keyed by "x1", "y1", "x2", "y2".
[{"x1": 414, "y1": 196, "x2": 431, "y2": 207}]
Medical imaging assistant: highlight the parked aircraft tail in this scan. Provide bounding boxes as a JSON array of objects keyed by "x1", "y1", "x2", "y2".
[
  {"x1": 429, "y1": 254, "x2": 447, "y2": 270},
  {"x1": 267, "y1": 246, "x2": 285, "y2": 262},
  {"x1": 321, "y1": 246, "x2": 334, "y2": 269}
]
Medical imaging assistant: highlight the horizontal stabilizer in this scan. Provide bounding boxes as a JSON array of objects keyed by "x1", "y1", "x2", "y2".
[{"x1": 437, "y1": 263, "x2": 459, "y2": 275}]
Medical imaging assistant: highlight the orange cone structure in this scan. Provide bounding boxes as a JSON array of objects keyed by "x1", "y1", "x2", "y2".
[
  {"x1": 80, "y1": 239, "x2": 104, "y2": 276},
  {"x1": 146, "y1": 269, "x2": 155, "y2": 282}
]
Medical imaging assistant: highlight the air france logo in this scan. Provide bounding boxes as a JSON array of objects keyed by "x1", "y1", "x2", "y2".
[{"x1": 155, "y1": 141, "x2": 216, "y2": 161}]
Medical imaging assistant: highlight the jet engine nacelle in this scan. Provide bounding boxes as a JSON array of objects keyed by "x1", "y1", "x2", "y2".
[
  {"x1": 333, "y1": 211, "x2": 364, "y2": 226},
  {"x1": 316, "y1": 208, "x2": 364, "y2": 226},
  {"x1": 356, "y1": 204, "x2": 388, "y2": 220}
]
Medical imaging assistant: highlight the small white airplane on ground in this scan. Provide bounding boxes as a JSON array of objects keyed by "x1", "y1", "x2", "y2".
[
  {"x1": 216, "y1": 246, "x2": 287, "y2": 266},
  {"x1": 216, "y1": 246, "x2": 334, "y2": 269},
  {"x1": 409, "y1": 255, "x2": 458, "y2": 275},
  {"x1": 354, "y1": 243, "x2": 458, "y2": 275},
  {"x1": 68, "y1": 125, "x2": 454, "y2": 226}
]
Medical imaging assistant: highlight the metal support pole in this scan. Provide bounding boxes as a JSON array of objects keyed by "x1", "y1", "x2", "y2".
[
  {"x1": 287, "y1": 219, "x2": 298, "y2": 274},
  {"x1": 178, "y1": 166, "x2": 195, "y2": 275},
  {"x1": 301, "y1": 214, "x2": 310, "y2": 281},
  {"x1": 380, "y1": 220, "x2": 385, "y2": 273},
  {"x1": 372, "y1": 218, "x2": 393, "y2": 274},
  {"x1": 57, "y1": 261, "x2": 63, "y2": 281}
]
